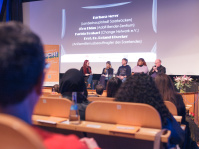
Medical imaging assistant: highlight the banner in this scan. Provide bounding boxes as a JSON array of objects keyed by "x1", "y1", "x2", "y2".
[{"x1": 43, "y1": 45, "x2": 60, "y2": 86}]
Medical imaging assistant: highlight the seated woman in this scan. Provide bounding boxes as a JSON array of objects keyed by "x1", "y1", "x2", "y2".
[
  {"x1": 132, "y1": 58, "x2": 148, "y2": 75},
  {"x1": 115, "y1": 74, "x2": 185, "y2": 147},
  {"x1": 80, "y1": 60, "x2": 93, "y2": 88},
  {"x1": 107, "y1": 77, "x2": 122, "y2": 98},
  {"x1": 155, "y1": 73, "x2": 186, "y2": 124},
  {"x1": 59, "y1": 69, "x2": 90, "y2": 120},
  {"x1": 99, "y1": 61, "x2": 114, "y2": 89}
]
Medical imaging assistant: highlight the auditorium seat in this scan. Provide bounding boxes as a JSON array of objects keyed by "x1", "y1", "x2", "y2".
[
  {"x1": 33, "y1": 97, "x2": 72, "y2": 125},
  {"x1": 87, "y1": 96, "x2": 115, "y2": 102},
  {"x1": 47, "y1": 93, "x2": 62, "y2": 98},
  {"x1": 84, "y1": 101, "x2": 169, "y2": 149},
  {"x1": 86, "y1": 101, "x2": 162, "y2": 128},
  {"x1": 0, "y1": 114, "x2": 45, "y2": 149},
  {"x1": 164, "y1": 101, "x2": 178, "y2": 116}
]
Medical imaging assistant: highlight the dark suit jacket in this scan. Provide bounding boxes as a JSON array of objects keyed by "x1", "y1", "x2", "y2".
[{"x1": 149, "y1": 65, "x2": 166, "y2": 75}]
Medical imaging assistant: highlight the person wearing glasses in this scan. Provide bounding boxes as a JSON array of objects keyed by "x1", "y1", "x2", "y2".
[{"x1": 149, "y1": 59, "x2": 166, "y2": 77}]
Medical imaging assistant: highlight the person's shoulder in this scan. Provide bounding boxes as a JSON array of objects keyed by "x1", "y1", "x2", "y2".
[
  {"x1": 174, "y1": 93, "x2": 183, "y2": 99},
  {"x1": 160, "y1": 65, "x2": 166, "y2": 68},
  {"x1": 33, "y1": 126, "x2": 87, "y2": 149},
  {"x1": 127, "y1": 65, "x2": 131, "y2": 69}
]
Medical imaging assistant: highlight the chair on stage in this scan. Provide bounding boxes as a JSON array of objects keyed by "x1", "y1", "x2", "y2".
[
  {"x1": 0, "y1": 114, "x2": 45, "y2": 149},
  {"x1": 85, "y1": 101, "x2": 170, "y2": 149}
]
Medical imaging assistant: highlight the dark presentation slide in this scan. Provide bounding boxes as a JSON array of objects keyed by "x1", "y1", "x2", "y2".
[
  {"x1": 62, "y1": 0, "x2": 157, "y2": 54},
  {"x1": 23, "y1": 0, "x2": 199, "y2": 75}
]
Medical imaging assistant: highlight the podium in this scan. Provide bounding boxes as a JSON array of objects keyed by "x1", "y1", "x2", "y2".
[{"x1": 179, "y1": 81, "x2": 199, "y2": 125}]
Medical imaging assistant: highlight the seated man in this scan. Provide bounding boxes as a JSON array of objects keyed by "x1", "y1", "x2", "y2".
[
  {"x1": 149, "y1": 59, "x2": 166, "y2": 77},
  {"x1": 117, "y1": 58, "x2": 131, "y2": 82},
  {"x1": 0, "y1": 21, "x2": 99, "y2": 149}
]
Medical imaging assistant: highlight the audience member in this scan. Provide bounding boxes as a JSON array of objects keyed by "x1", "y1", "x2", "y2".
[
  {"x1": 149, "y1": 59, "x2": 166, "y2": 77},
  {"x1": 107, "y1": 77, "x2": 122, "y2": 98},
  {"x1": 155, "y1": 73, "x2": 186, "y2": 124},
  {"x1": 96, "y1": 84, "x2": 104, "y2": 96},
  {"x1": 52, "y1": 84, "x2": 59, "y2": 93},
  {"x1": 117, "y1": 58, "x2": 131, "y2": 82},
  {"x1": 0, "y1": 21, "x2": 99, "y2": 149},
  {"x1": 80, "y1": 60, "x2": 93, "y2": 88},
  {"x1": 132, "y1": 58, "x2": 148, "y2": 75},
  {"x1": 88, "y1": 84, "x2": 104, "y2": 97},
  {"x1": 115, "y1": 74, "x2": 184, "y2": 147},
  {"x1": 59, "y1": 69, "x2": 90, "y2": 120}
]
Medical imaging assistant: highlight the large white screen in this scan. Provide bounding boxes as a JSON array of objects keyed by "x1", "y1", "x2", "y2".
[{"x1": 23, "y1": 0, "x2": 199, "y2": 75}]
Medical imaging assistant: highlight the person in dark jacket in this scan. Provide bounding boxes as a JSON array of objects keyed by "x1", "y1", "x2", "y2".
[
  {"x1": 59, "y1": 69, "x2": 90, "y2": 120},
  {"x1": 149, "y1": 59, "x2": 166, "y2": 77},
  {"x1": 117, "y1": 58, "x2": 131, "y2": 82}
]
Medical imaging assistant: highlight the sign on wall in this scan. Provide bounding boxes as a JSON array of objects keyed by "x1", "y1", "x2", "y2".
[{"x1": 43, "y1": 45, "x2": 60, "y2": 86}]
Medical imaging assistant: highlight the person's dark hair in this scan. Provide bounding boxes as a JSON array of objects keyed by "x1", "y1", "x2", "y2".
[
  {"x1": 106, "y1": 61, "x2": 111, "y2": 66},
  {"x1": 52, "y1": 84, "x2": 60, "y2": 93},
  {"x1": 115, "y1": 74, "x2": 172, "y2": 126},
  {"x1": 0, "y1": 21, "x2": 45, "y2": 106},
  {"x1": 107, "y1": 77, "x2": 122, "y2": 97},
  {"x1": 59, "y1": 69, "x2": 88, "y2": 102},
  {"x1": 122, "y1": 58, "x2": 128, "y2": 64},
  {"x1": 137, "y1": 58, "x2": 147, "y2": 66},
  {"x1": 96, "y1": 84, "x2": 104, "y2": 95},
  {"x1": 154, "y1": 73, "x2": 177, "y2": 105}
]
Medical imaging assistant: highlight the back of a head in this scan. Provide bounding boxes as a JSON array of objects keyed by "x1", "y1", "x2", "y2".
[
  {"x1": 96, "y1": 84, "x2": 104, "y2": 95},
  {"x1": 115, "y1": 74, "x2": 172, "y2": 126},
  {"x1": 155, "y1": 73, "x2": 176, "y2": 103},
  {"x1": 0, "y1": 21, "x2": 45, "y2": 106},
  {"x1": 59, "y1": 69, "x2": 87, "y2": 94},
  {"x1": 52, "y1": 84, "x2": 59, "y2": 93},
  {"x1": 107, "y1": 77, "x2": 122, "y2": 97}
]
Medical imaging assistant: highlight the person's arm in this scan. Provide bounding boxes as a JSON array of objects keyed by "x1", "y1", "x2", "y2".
[
  {"x1": 163, "y1": 66, "x2": 166, "y2": 73},
  {"x1": 163, "y1": 116, "x2": 185, "y2": 146},
  {"x1": 89, "y1": 66, "x2": 92, "y2": 74},
  {"x1": 117, "y1": 67, "x2": 120, "y2": 76},
  {"x1": 80, "y1": 67, "x2": 85, "y2": 76},
  {"x1": 144, "y1": 66, "x2": 149, "y2": 74},
  {"x1": 176, "y1": 94, "x2": 186, "y2": 124},
  {"x1": 149, "y1": 67, "x2": 154, "y2": 75},
  {"x1": 109, "y1": 68, "x2": 113, "y2": 75},
  {"x1": 102, "y1": 68, "x2": 105, "y2": 75},
  {"x1": 80, "y1": 138, "x2": 100, "y2": 149},
  {"x1": 126, "y1": 65, "x2": 131, "y2": 77}
]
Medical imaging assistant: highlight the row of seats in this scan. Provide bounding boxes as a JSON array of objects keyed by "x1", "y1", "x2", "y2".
[{"x1": 31, "y1": 96, "x2": 184, "y2": 149}]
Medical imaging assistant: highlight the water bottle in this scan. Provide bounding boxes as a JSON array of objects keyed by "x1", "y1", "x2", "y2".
[{"x1": 69, "y1": 92, "x2": 80, "y2": 124}]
